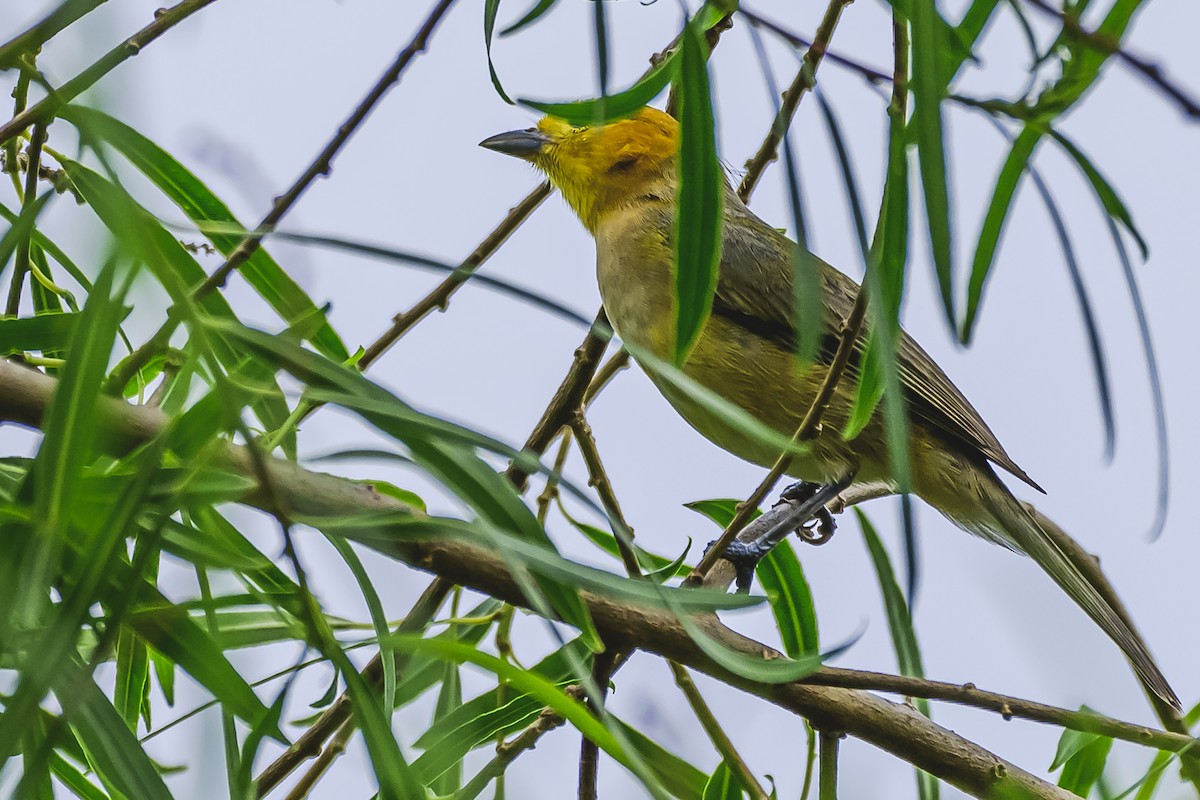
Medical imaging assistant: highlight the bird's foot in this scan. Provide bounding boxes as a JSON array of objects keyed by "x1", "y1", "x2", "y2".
[
  {"x1": 703, "y1": 538, "x2": 771, "y2": 594},
  {"x1": 778, "y1": 481, "x2": 838, "y2": 546}
]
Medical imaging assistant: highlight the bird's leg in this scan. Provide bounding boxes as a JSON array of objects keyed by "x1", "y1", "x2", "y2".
[{"x1": 705, "y1": 473, "x2": 855, "y2": 592}]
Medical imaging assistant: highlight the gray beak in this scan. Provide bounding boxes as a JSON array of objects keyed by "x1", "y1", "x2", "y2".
[{"x1": 479, "y1": 128, "x2": 551, "y2": 160}]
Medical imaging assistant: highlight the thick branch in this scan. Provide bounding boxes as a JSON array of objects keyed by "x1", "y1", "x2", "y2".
[{"x1": 0, "y1": 359, "x2": 1084, "y2": 799}]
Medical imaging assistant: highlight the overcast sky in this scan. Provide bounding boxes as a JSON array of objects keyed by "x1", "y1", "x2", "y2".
[{"x1": 4, "y1": 0, "x2": 1200, "y2": 797}]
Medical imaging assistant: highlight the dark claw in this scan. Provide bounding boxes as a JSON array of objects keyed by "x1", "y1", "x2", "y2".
[
  {"x1": 778, "y1": 481, "x2": 839, "y2": 546},
  {"x1": 704, "y1": 539, "x2": 772, "y2": 593}
]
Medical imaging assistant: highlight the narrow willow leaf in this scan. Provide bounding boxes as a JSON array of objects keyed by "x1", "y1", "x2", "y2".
[
  {"x1": 560, "y1": 499, "x2": 690, "y2": 578},
  {"x1": 390, "y1": 635, "x2": 635, "y2": 773},
  {"x1": 910, "y1": 0, "x2": 956, "y2": 329},
  {"x1": 0, "y1": 311, "x2": 80, "y2": 354},
  {"x1": 523, "y1": 51, "x2": 679, "y2": 125},
  {"x1": 1048, "y1": 129, "x2": 1148, "y2": 259},
  {"x1": 675, "y1": 610, "x2": 839, "y2": 684},
  {"x1": 49, "y1": 751, "x2": 112, "y2": 800},
  {"x1": 68, "y1": 677, "x2": 173, "y2": 800},
  {"x1": 615, "y1": 719, "x2": 708, "y2": 800},
  {"x1": 324, "y1": 534, "x2": 396, "y2": 716},
  {"x1": 673, "y1": 17, "x2": 722, "y2": 364},
  {"x1": 113, "y1": 627, "x2": 149, "y2": 731},
  {"x1": 857, "y1": 509, "x2": 937, "y2": 800},
  {"x1": 59, "y1": 105, "x2": 350, "y2": 362},
  {"x1": 484, "y1": 0, "x2": 514, "y2": 104},
  {"x1": 499, "y1": 0, "x2": 556, "y2": 36},
  {"x1": 1103, "y1": 218, "x2": 1168, "y2": 540},
  {"x1": 703, "y1": 761, "x2": 745, "y2": 800},
  {"x1": 960, "y1": 127, "x2": 1039, "y2": 342},
  {"x1": 430, "y1": 659, "x2": 464, "y2": 794}
]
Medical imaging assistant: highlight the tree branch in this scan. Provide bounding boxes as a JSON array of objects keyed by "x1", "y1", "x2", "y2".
[{"x1": 0, "y1": 358, "x2": 1100, "y2": 799}]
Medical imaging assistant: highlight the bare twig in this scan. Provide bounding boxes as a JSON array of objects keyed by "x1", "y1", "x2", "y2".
[
  {"x1": 359, "y1": 182, "x2": 552, "y2": 369},
  {"x1": 1023, "y1": 0, "x2": 1200, "y2": 120},
  {"x1": 5, "y1": 124, "x2": 45, "y2": 316},
  {"x1": 281, "y1": 717, "x2": 355, "y2": 800},
  {"x1": 737, "y1": 0, "x2": 856, "y2": 201},
  {"x1": 577, "y1": 653, "x2": 615, "y2": 800},
  {"x1": 738, "y1": 8, "x2": 893, "y2": 87},
  {"x1": 670, "y1": 662, "x2": 769, "y2": 800},
  {"x1": 107, "y1": 0, "x2": 458, "y2": 393},
  {"x1": 569, "y1": 410, "x2": 641, "y2": 577},
  {"x1": 505, "y1": 313, "x2": 612, "y2": 492},
  {"x1": 0, "y1": 0, "x2": 217, "y2": 147}
]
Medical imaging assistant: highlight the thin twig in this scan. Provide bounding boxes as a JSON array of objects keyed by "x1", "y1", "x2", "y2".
[
  {"x1": 577, "y1": 654, "x2": 615, "y2": 800},
  {"x1": 569, "y1": 410, "x2": 641, "y2": 577},
  {"x1": 1023, "y1": 0, "x2": 1200, "y2": 120},
  {"x1": 107, "y1": 0, "x2": 458, "y2": 393},
  {"x1": 738, "y1": 8, "x2": 894, "y2": 87},
  {"x1": 805, "y1": 668, "x2": 1197, "y2": 753},
  {"x1": 505, "y1": 313, "x2": 611, "y2": 492},
  {"x1": 282, "y1": 717, "x2": 355, "y2": 800},
  {"x1": 737, "y1": 0, "x2": 856, "y2": 202},
  {"x1": 358, "y1": 182, "x2": 551, "y2": 369},
  {"x1": 670, "y1": 662, "x2": 769, "y2": 800},
  {"x1": 254, "y1": 578, "x2": 452, "y2": 796},
  {"x1": 0, "y1": 0, "x2": 218, "y2": 147},
  {"x1": 5, "y1": 124, "x2": 45, "y2": 316}
]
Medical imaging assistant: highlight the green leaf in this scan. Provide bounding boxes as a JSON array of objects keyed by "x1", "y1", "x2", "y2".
[
  {"x1": 484, "y1": 0, "x2": 514, "y2": 104},
  {"x1": 910, "y1": 0, "x2": 956, "y2": 330},
  {"x1": 0, "y1": 191, "x2": 53, "y2": 283},
  {"x1": 961, "y1": 127, "x2": 1040, "y2": 342},
  {"x1": 757, "y1": 542, "x2": 819, "y2": 659},
  {"x1": 561, "y1": 499, "x2": 689, "y2": 578},
  {"x1": 499, "y1": 0, "x2": 557, "y2": 36},
  {"x1": 113, "y1": 625, "x2": 149, "y2": 731},
  {"x1": 60, "y1": 158, "x2": 294, "y2": 454},
  {"x1": 615, "y1": 719, "x2": 708, "y2": 800},
  {"x1": 676, "y1": 610, "x2": 832, "y2": 684},
  {"x1": 391, "y1": 635, "x2": 636, "y2": 772},
  {"x1": 430, "y1": 658, "x2": 464, "y2": 794},
  {"x1": 673, "y1": 16, "x2": 723, "y2": 364},
  {"x1": 1048, "y1": 129, "x2": 1148, "y2": 259},
  {"x1": 1051, "y1": 719, "x2": 1113, "y2": 797},
  {"x1": 59, "y1": 104, "x2": 350, "y2": 362},
  {"x1": 0, "y1": 311, "x2": 80, "y2": 354},
  {"x1": 69, "y1": 677, "x2": 173, "y2": 800},
  {"x1": 857, "y1": 509, "x2": 937, "y2": 800},
  {"x1": 703, "y1": 760, "x2": 745, "y2": 800},
  {"x1": 522, "y1": 51, "x2": 679, "y2": 125},
  {"x1": 49, "y1": 751, "x2": 112, "y2": 800}
]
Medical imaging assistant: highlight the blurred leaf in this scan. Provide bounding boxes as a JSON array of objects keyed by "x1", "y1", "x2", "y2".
[
  {"x1": 909, "y1": 0, "x2": 956, "y2": 329},
  {"x1": 60, "y1": 105, "x2": 350, "y2": 362},
  {"x1": 703, "y1": 761, "x2": 745, "y2": 800},
  {"x1": 430, "y1": 658, "x2": 464, "y2": 794},
  {"x1": 60, "y1": 158, "x2": 294, "y2": 453},
  {"x1": 857, "y1": 509, "x2": 937, "y2": 799},
  {"x1": 961, "y1": 127, "x2": 1038, "y2": 342},
  {"x1": 561, "y1": 499, "x2": 689, "y2": 578},
  {"x1": 523, "y1": 52, "x2": 678, "y2": 124},
  {"x1": 500, "y1": 0, "x2": 556, "y2": 36},
  {"x1": 113, "y1": 626, "x2": 149, "y2": 731},
  {"x1": 0, "y1": 311, "x2": 79, "y2": 354},
  {"x1": 484, "y1": 0, "x2": 514, "y2": 104},
  {"x1": 0, "y1": 191, "x2": 53, "y2": 283},
  {"x1": 1051, "y1": 720, "x2": 1113, "y2": 797},
  {"x1": 49, "y1": 751, "x2": 112, "y2": 800},
  {"x1": 68, "y1": 677, "x2": 173, "y2": 800},
  {"x1": 615, "y1": 719, "x2": 708, "y2": 800},
  {"x1": 675, "y1": 610, "x2": 838, "y2": 684},
  {"x1": 673, "y1": 15, "x2": 722, "y2": 364},
  {"x1": 324, "y1": 534, "x2": 396, "y2": 716}
]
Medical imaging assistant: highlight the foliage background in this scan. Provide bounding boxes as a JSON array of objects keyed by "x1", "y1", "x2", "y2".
[{"x1": 2, "y1": 0, "x2": 1199, "y2": 797}]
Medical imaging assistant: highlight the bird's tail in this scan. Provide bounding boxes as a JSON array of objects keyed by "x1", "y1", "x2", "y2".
[{"x1": 963, "y1": 475, "x2": 1179, "y2": 710}]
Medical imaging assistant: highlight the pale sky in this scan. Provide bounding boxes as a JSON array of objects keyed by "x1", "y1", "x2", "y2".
[{"x1": 4, "y1": 0, "x2": 1200, "y2": 797}]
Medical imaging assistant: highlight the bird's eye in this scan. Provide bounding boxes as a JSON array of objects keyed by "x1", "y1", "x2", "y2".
[{"x1": 608, "y1": 155, "x2": 639, "y2": 173}]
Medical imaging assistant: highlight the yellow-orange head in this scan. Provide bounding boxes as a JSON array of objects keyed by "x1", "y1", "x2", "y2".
[{"x1": 480, "y1": 107, "x2": 680, "y2": 232}]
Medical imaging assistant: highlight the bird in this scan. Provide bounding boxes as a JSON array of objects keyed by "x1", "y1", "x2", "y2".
[{"x1": 480, "y1": 106, "x2": 1179, "y2": 709}]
